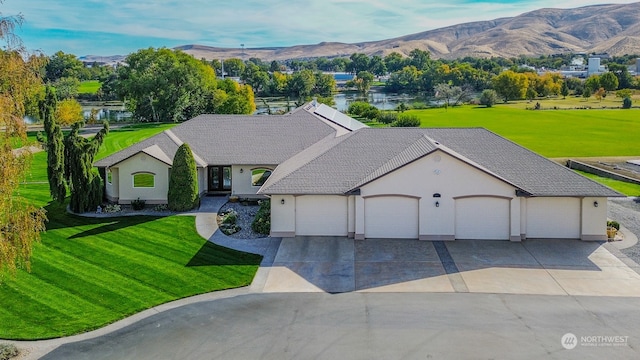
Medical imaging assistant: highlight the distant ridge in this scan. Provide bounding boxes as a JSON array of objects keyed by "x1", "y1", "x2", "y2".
[{"x1": 83, "y1": 2, "x2": 640, "y2": 61}]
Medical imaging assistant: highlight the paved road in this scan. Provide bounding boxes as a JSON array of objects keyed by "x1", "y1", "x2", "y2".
[{"x1": 42, "y1": 292, "x2": 640, "y2": 360}]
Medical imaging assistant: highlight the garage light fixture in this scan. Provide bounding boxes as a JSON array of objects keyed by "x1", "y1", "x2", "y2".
[
  {"x1": 281, "y1": 199, "x2": 285, "y2": 205},
  {"x1": 435, "y1": 201, "x2": 440, "y2": 207},
  {"x1": 593, "y1": 201, "x2": 598, "y2": 207},
  {"x1": 240, "y1": 168, "x2": 244, "y2": 173}
]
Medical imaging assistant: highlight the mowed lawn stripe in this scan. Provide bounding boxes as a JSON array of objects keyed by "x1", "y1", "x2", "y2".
[
  {"x1": 31, "y1": 247, "x2": 163, "y2": 311},
  {"x1": 95, "y1": 123, "x2": 176, "y2": 161}
]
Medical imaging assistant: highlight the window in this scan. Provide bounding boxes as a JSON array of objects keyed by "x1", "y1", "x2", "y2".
[
  {"x1": 107, "y1": 169, "x2": 113, "y2": 184},
  {"x1": 251, "y1": 168, "x2": 272, "y2": 187},
  {"x1": 133, "y1": 172, "x2": 155, "y2": 188}
]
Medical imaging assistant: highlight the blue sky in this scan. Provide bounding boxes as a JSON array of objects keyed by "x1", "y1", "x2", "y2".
[{"x1": 3, "y1": 0, "x2": 638, "y2": 56}]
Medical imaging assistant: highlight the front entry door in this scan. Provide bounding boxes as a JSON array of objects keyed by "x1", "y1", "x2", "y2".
[{"x1": 208, "y1": 166, "x2": 232, "y2": 192}]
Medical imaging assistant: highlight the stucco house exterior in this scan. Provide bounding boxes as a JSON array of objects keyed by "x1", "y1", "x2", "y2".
[{"x1": 95, "y1": 103, "x2": 622, "y2": 241}]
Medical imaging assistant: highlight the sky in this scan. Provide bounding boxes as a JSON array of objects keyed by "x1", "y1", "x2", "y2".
[{"x1": 3, "y1": 0, "x2": 639, "y2": 56}]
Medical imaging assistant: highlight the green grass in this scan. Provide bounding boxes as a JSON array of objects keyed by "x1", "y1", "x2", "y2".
[
  {"x1": 575, "y1": 170, "x2": 640, "y2": 197},
  {"x1": 78, "y1": 80, "x2": 101, "y2": 95},
  {"x1": 408, "y1": 105, "x2": 640, "y2": 157},
  {"x1": 96, "y1": 123, "x2": 176, "y2": 160},
  {"x1": 3, "y1": 123, "x2": 261, "y2": 340},
  {"x1": 0, "y1": 202, "x2": 261, "y2": 339}
]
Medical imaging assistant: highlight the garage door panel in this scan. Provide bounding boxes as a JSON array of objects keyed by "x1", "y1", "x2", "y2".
[
  {"x1": 455, "y1": 197, "x2": 510, "y2": 240},
  {"x1": 296, "y1": 196, "x2": 348, "y2": 236},
  {"x1": 527, "y1": 198, "x2": 580, "y2": 239},
  {"x1": 365, "y1": 197, "x2": 418, "y2": 239}
]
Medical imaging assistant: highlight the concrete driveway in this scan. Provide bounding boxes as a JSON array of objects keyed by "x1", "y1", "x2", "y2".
[{"x1": 259, "y1": 237, "x2": 640, "y2": 296}]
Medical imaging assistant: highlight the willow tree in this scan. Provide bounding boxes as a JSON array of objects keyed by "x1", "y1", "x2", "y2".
[
  {"x1": 42, "y1": 86, "x2": 66, "y2": 203},
  {"x1": 0, "y1": 3, "x2": 47, "y2": 274},
  {"x1": 64, "y1": 121, "x2": 109, "y2": 213}
]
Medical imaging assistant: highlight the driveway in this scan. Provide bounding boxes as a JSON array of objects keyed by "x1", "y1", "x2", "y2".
[{"x1": 259, "y1": 237, "x2": 640, "y2": 296}]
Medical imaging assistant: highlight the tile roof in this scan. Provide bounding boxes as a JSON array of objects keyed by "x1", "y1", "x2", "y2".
[
  {"x1": 259, "y1": 127, "x2": 623, "y2": 198},
  {"x1": 94, "y1": 110, "x2": 338, "y2": 168}
]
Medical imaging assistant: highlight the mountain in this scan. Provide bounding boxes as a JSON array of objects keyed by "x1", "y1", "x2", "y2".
[{"x1": 176, "y1": 2, "x2": 640, "y2": 61}]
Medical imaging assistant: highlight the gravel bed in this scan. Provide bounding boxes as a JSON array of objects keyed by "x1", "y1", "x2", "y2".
[
  {"x1": 217, "y1": 201, "x2": 268, "y2": 239},
  {"x1": 608, "y1": 198, "x2": 640, "y2": 264}
]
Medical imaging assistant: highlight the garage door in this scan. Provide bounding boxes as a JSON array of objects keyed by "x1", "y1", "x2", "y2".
[
  {"x1": 365, "y1": 196, "x2": 419, "y2": 239},
  {"x1": 295, "y1": 195, "x2": 348, "y2": 236},
  {"x1": 526, "y1": 198, "x2": 580, "y2": 239},
  {"x1": 455, "y1": 197, "x2": 510, "y2": 240}
]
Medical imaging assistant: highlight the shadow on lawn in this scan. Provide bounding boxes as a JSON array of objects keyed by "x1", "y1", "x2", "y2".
[
  {"x1": 42, "y1": 201, "x2": 161, "y2": 238},
  {"x1": 187, "y1": 241, "x2": 263, "y2": 267}
]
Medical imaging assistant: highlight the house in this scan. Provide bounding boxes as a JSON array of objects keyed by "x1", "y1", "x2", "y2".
[{"x1": 95, "y1": 103, "x2": 622, "y2": 241}]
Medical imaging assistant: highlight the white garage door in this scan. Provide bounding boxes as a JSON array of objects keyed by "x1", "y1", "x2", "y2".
[
  {"x1": 526, "y1": 198, "x2": 580, "y2": 239},
  {"x1": 365, "y1": 196, "x2": 419, "y2": 239},
  {"x1": 455, "y1": 197, "x2": 510, "y2": 240},
  {"x1": 295, "y1": 195, "x2": 348, "y2": 236}
]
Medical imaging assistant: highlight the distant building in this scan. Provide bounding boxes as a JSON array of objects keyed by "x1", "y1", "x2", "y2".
[{"x1": 587, "y1": 57, "x2": 605, "y2": 76}]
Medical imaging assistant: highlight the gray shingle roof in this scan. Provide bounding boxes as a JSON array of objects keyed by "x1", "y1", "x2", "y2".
[
  {"x1": 259, "y1": 127, "x2": 623, "y2": 198},
  {"x1": 94, "y1": 110, "x2": 337, "y2": 168}
]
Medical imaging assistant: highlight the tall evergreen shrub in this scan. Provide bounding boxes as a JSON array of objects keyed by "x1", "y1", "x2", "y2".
[{"x1": 168, "y1": 143, "x2": 199, "y2": 211}]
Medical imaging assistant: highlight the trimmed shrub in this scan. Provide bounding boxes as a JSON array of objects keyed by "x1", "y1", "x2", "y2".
[
  {"x1": 377, "y1": 111, "x2": 398, "y2": 124},
  {"x1": 607, "y1": 220, "x2": 620, "y2": 231},
  {"x1": 251, "y1": 200, "x2": 271, "y2": 235},
  {"x1": 168, "y1": 143, "x2": 199, "y2": 211},
  {"x1": 362, "y1": 106, "x2": 380, "y2": 120},
  {"x1": 222, "y1": 209, "x2": 238, "y2": 225},
  {"x1": 622, "y1": 97, "x2": 632, "y2": 109},
  {"x1": 391, "y1": 114, "x2": 421, "y2": 127},
  {"x1": 131, "y1": 198, "x2": 146, "y2": 210}
]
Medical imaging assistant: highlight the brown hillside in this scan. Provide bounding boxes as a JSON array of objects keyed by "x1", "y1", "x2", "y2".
[{"x1": 178, "y1": 2, "x2": 640, "y2": 61}]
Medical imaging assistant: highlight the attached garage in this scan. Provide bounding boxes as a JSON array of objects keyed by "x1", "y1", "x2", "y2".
[
  {"x1": 526, "y1": 197, "x2": 581, "y2": 239},
  {"x1": 455, "y1": 196, "x2": 510, "y2": 240},
  {"x1": 295, "y1": 195, "x2": 348, "y2": 236},
  {"x1": 365, "y1": 196, "x2": 419, "y2": 239}
]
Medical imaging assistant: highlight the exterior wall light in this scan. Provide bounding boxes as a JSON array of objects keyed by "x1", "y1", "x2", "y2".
[
  {"x1": 240, "y1": 168, "x2": 244, "y2": 173},
  {"x1": 435, "y1": 201, "x2": 440, "y2": 207},
  {"x1": 593, "y1": 201, "x2": 598, "y2": 207},
  {"x1": 281, "y1": 199, "x2": 285, "y2": 205}
]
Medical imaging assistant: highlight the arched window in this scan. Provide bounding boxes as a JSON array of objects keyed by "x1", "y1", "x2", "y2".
[
  {"x1": 132, "y1": 172, "x2": 155, "y2": 188},
  {"x1": 251, "y1": 168, "x2": 272, "y2": 187}
]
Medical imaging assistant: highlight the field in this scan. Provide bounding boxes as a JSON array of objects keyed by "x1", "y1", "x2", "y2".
[
  {"x1": 78, "y1": 80, "x2": 101, "y2": 94},
  {"x1": 3, "y1": 123, "x2": 261, "y2": 340},
  {"x1": 407, "y1": 105, "x2": 640, "y2": 158}
]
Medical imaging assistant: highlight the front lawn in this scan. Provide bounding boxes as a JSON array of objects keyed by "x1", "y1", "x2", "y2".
[
  {"x1": 575, "y1": 171, "x2": 640, "y2": 197},
  {"x1": 0, "y1": 202, "x2": 261, "y2": 339},
  {"x1": 2, "y1": 122, "x2": 261, "y2": 340}
]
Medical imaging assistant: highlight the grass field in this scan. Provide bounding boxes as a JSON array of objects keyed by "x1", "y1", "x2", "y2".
[
  {"x1": 96, "y1": 123, "x2": 175, "y2": 160},
  {"x1": 3, "y1": 122, "x2": 261, "y2": 340},
  {"x1": 407, "y1": 105, "x2": 640, "y2": 158},
  {"x1": 576, "y1": 171, "x2": 640, "y2": 197},
  {"x1": 78, "y1": 80, "x2": 101, "y2": 94}
]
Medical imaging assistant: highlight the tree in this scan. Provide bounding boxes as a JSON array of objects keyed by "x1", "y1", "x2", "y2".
[
  {"x1": 55, "y1": 98, "x2": 84, "y2": 125},
  {"x1": 584, "y1": 75, "x2": 601, "y2": 93},
  {"x1": 355, "y1": 71, "x2": 374, "y2": 93},
  {"x1": 599, "y1": 72, "x2": 619, "y2": 93},
  {"x1": 287, "y1": 69, "x2": 315, "y2": 99},
  {"x1": 118, "y1": 48, "x2": 255, "y2": 122},
  {"x1": 42, "y1": 87, "x2": 66, "y2": 203},
  {"x1": 52, "y1": 76, "x2": 80, "y2": 99},
  {"x1": 369, "y1": 55, "x2": 387, "y2": 76},
  {"x1": 168, "y1": 143, "x2": 199, "y2": 211},
  {"x1": 594, "y1": 87, "x2": 606, "y2": 102},
  {"x1": 222, "y1": 58, "x2": 245, "y2": 77},
  {"x1": 479, "y1": 89, "x2": 499, "y2": 107},
  {"x1": 384, "y1": 52, "x2": 405, "y2": 73},
  {"x1": 616, "y1": 89, "x2": 632, "y2": 99},
  {"x1": 408, "y1": 49, "x2": 432, "y2": 70},
  {"x1": 64, "y1": 121, "x2": 109, "y2": 213},
  {"x1": 348, "y1": 53, "x2": 370, "y2": 74},
  {"x1": 434, "y1": 83, "x2": 472, "y2": 107},
  {"x1": 560, "y1": 81, "x2": 569, "y2": 99},
  {"x1": 622, "y1": 97, "x2": 632, "y2": 109},
  {"x1": 582, "y1": 87, "x2": 592, "y2": 100},
  {"x1": 45, "y1": 51, "x2": 85, "y2": 82},
  {"x1": 492, "y1": 70, "x2": 528, "y2": 102},
  {"x1": 607, "y1": 63, "x2": 633, "y2": 89},
  {"x1": 0, "y1": 4, "x2": 47, "y2": 274}
]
